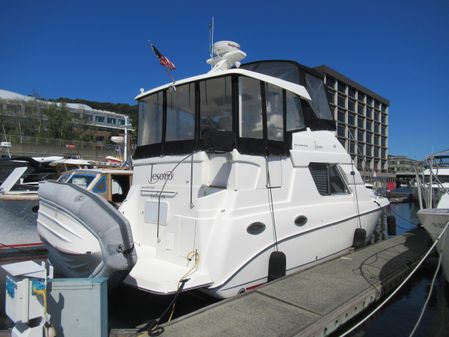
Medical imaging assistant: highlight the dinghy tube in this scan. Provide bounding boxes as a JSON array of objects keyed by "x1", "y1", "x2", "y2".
[{"x1": 37, "y1": 181, "x2": 136, "y2": 287}]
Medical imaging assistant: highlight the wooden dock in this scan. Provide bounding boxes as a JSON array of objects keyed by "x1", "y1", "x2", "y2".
[{"x1": 110, "y1": 228, "x2": 430, "y2": 337}]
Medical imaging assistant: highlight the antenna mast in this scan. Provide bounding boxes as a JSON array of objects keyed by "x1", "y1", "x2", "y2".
[{"x1": 209, "y1": 17, "x2": 215, "y2": 67}]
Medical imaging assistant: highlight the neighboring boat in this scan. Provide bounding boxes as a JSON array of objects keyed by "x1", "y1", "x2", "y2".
[
  {"x1": 0, "y1": 156, "x2": 61, "y2": 199},
  {"x1": 37, "y1": 41, "x2": 389, "y2": 298},
  {"x1": 412, "y1": 151, "x2": 449, "y2": 208},
  {"x1": 417, "y1": 193, "x2": 449, "y2": 283},
  {"x1": 416, "y1": 150, "x2": 449, "y2": 283}
]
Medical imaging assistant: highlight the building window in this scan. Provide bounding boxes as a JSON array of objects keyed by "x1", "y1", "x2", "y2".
[
  {"x1": 381, "y1": 126, "x2": 386, "y2": 136},
  {"x1": 366, "y1": 120, "x2": 372, "y2": 131},
  {"x1": 358, "y1": 93, "x2": 365, "y2": 102},
  {"x1": 366, "y1": 107, "x2": 373, "y2": 119},
  {"x1": 366, "y1": 145, "x2": 372, "y2": 157},
  {"x1": 348, "y1": 113, "x2": 356, "y2": 126},
  {"x1": 309, "y1": 163, "x2": 350, "y2": 196},
  {"x1": 367, "y1": 97, "x2": 373, "y2": 106},
  {"x1": 381, "y1": 137, "x2": 386, "y2": 147},
  {"x1": 374, "y1": 122, "x2": 380, "y2": 134},
  {"x1": 338, "y1": 82, "x2": 347, "y2": 93},
  {"x1": 366, "y1": 132, "x2": 373, "y2": 144},
  {"x1": 348, "y1": 99, "x2": 355, "y2": 112},
  {"x1": 357, "y1": 103, "x2": 365, "y2": 115},
  {"x1": 95, "y1": 116, "x2": 105, "y2": 123},
  {"x1": 338, "y1": 94, "x2": 345, "y2": 108},
  {"x1": 107, "y1": 117, "x2": 117, "y2": 125},
  {"x1": 357, "y1": 116, "x2": 364, "y2": 129},
  {"x1": 374, "y1": 136, "x2": 380, "y2": 146},
  {"x1": 326, "y1": 76, "x2": 336, "y2": 88},
  {"x1": 337, "y1": 123, "x2": 345, "y2": 137},
  {"x1": 337, "y1": 109, "x2": 345, "y2": 123},
  {"x1": 327, "y1": 89, "x2": 335, "y2": 104},
  {"x1": 348, "y1": 87, "x2": 356, "y2": 98},
  {"x1": 358, "y1": 130, "x2": 364, "y2": 142},
  {"x1": 349, "y1": 141, "x2": 356, "y2": 154},
  {"x1": 374, "y1": 147, "x2": 380, "y2": 157},
  {"x1": 381, "y1": 113, "x2": 386, "y2": 124}
]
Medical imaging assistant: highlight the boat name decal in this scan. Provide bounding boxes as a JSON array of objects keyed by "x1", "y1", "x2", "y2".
[{"x1": 148, "y1": 171, "x2": 174, "y2": 184}]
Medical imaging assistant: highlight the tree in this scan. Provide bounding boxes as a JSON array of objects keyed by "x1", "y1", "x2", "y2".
[{"x1": 43, "y1": 103, "x2": 73, "y2": 139}]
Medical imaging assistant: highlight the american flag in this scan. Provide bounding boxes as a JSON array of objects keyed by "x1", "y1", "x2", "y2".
[{"x1": 151, "y1": 44, "x2": 176, "y2": 71}]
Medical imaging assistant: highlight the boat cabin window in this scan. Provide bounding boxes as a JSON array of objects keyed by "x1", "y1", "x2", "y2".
[
  {"x1": 239, "y1": 77, "x2": 263, "y2": 139},
  {"x1": 135, "y1": 70, "x2": 334, "y2": 158},
  {"x1": 286, "y1": 92, "x2": 305, "y2": 131},
  {"x1": 305, "y1": 74, "x2": 333, "y2": 121},
  {"x1": 265, "y1": 83, "x2": 284, "y2": 142},
  {"x1": 65, "y1": 173, "x2": 97, "y2": 189},
  {"x1": 93, "y1": 176, "x2": 107, "y2": 193},
  {"x1": 200, "y1": 77, "x2": 233, "y2": 133},
  {"x1": 309, "y1": 163, "x2": 350, "y2": 196},
  {"x1": 138, "y1": 91, "x2": 163, "y2": 146},
  {"x1": 166, "y1": 83, "x2": 195, "y2": 142}
]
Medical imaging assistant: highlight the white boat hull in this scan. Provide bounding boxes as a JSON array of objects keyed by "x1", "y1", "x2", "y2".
[{"x1": 417, "y1": 208, "x2": 449, "y2": 283}]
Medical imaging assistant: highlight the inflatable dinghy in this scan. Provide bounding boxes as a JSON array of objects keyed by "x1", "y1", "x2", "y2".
[{"x1": 37, "y1": 180, "x2": 136, "y2": 286}]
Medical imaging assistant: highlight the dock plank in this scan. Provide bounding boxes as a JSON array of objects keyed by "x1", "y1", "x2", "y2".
[{"x1": 148, "y1": 228, "x2": 429, "y2": 337}]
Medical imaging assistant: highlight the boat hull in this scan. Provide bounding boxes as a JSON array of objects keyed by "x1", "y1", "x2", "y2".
[{"x1": 417, "y1": 208, "x2": 449, "y2": 283}]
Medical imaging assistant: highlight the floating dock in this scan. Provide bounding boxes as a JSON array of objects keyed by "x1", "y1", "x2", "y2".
[
  {"x1": 0, "y1": 228, "x2": 430, "y2": 337},
  {"x1": 109, "y1": 228, "x2": 430, "y2": 337}
]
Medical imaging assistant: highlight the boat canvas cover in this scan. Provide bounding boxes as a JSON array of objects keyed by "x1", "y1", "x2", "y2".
[{"x1": 39, "y1": 181, "x2": 136, "y2": 286}]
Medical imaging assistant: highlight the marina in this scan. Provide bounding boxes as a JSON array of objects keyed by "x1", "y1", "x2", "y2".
[
  {"x1": 1, "y1": 39, "x2": 448, "y2": 336},
  {"x1": 1, "y1": 202, "x2": 449, "y2": 336}
]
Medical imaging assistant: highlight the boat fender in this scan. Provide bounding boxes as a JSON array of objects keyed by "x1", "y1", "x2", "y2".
[
  {"x1": 353, "y1": 228, "x2": 366, "y2": 249},
  {"x1": 267, "y1": 251, "x2": 286, "y2": 282},
  {"x1": 387, "y1": 215, "x2": 397, "y2": 236}
]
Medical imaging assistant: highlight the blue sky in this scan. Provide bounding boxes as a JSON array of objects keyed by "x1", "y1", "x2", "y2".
[{"x1": 1, "y1": 0, "x2": 448, "y2": 160}]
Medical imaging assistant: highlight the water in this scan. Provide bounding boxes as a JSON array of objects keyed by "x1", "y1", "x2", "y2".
[
  {"x1": 0, "y1": 199, "x2": 40, "y2": 246},
  {"x1": 1, "y1": 199, "x2": 449, "y2": 336},
  {"x1": 339, "y1": 201, "x2": 449, "y2": 337}
]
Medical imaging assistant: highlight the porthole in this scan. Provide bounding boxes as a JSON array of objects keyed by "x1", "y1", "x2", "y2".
[
  {"x1": 295, "y1": 215, "x2": 308, "y2": 226},
  {"x1": 247, "y1": 222, "x2": 266, "y2": 235}
]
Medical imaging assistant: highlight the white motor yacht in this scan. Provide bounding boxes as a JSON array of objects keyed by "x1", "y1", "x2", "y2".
[
  {"x1": 417, "y1": 150, "x2": 449, "y2": 283},
  {"x1": 37, "y1": 41, "x2": 389, "y2": 298}
]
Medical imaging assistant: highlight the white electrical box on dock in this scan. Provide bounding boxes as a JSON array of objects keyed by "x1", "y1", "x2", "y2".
[
  {"x1": 2, "y1": 261, "x2": 47, "y2": 337},
  {"x1": 48, "y1": 277, "x2": 108, "y2": 337}
]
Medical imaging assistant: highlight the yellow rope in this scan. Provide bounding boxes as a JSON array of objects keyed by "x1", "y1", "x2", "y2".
[
  {"x1": 33, "y1": 287, "x2": 47, "y2": 314},
  {"x1": 168, "y1": 250, "x2": 200, "y2": 322},
  {"x1": 136, "y1": 250, "x2": 200, "y2": 336}
]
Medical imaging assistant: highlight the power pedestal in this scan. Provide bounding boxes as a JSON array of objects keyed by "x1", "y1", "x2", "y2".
[{"x1": 2, "y1": 261, "x2": 49, "y2": 337}]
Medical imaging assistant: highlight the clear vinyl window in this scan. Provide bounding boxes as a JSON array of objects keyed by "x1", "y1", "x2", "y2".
[
  {"x1": 166, "y1": 83, "x2": 195, "y2": 142},
  {"x1": 265, "y1": 83, "x2": 284, "y2": 141},
  {"x1": 138, "y1": 91, "x2": 163, "y2": 146},
  {"x1": 200, "y1": 76, "x2": 232, "y2": 134},
  {"x1": 239, "y1": 77, "x2": 263, "y2": 139}
]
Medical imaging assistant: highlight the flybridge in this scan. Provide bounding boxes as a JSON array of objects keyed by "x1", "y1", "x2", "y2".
[{"x1": 135, "y1": 42, "x2": 335, "y2": 159}]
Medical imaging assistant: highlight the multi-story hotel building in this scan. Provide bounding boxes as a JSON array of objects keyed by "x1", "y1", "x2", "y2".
[{"x1": 315, "y1": 66, "x2": 389, "y2": 179}]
